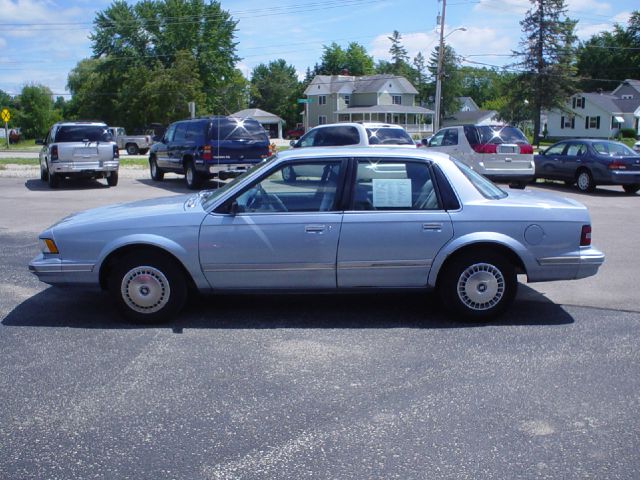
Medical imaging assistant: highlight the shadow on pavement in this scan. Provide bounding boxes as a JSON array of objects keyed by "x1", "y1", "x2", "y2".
[
  {"x1": 531, "y1": 180, "x2": 633, "y2": 197},
  {"x1": 3, "y1": 285, "x2": 574, "y2": 330},
  {"x1": 24, "y1": 178, "x2": 111, "y2": 191}
]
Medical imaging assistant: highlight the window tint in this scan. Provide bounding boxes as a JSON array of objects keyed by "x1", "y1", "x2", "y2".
[
  {"x1": 173, "y1": 123, "x2": 188, "y2": 142},
  {"x1": 299, "y1": 129, "x2": 318, "y2": 147},
  {"x1": 352, "y1": 159, "x2": 440, "y2": 211},
  {"x1": 366, "y1": 127, "x2": 413, "y2": 145},
  {"x1": 428, "y1": 131, "x2": 445, "y2": 147},
  {"x1": 186, "y1": 121, "x2": 206, "y2": 142},
  {"x1": 545, "y1": 143, "x2": 566, "y2": 155},
  {"x1": 231, "y1": 160, "x2": 343, "y2": 213},
  {"x1": 474, "y1": 126, "x2": 528, "y2": 145},
  {"x1": 566, "y1": 143, "x2": 586, "y2": 157},
  {"x1": 164, "y1": 123, "x2": 177, "y2": 142},
  {"x1": 316, "y1": 126, "x2": 359, "y2": 146},
  {"x1": 453, "y1": 159, "x2": 507, "y2": 199},
  {"x1": 55, "y1": 125, "x2": 113, "y2": 143},
  {"x1": 443, "y1": 129, "x2": 458, "y2": 146},
  {"x1": 592, "y1": 141, "x2": 635, "y2": 156},
  {"x1": 210, "y1": 118, "x2": 269, "y2": 141}
]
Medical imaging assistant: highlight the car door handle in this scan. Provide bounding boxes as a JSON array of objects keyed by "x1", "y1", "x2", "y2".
[
  {"x1": 422, "y1": 223, "x2": 443, "y2": 232},
  {"x1": 305, "y1": 225, "x2": 326, "y2": 233}
]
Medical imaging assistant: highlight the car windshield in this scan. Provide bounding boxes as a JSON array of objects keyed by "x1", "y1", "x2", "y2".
[
  {"x1": 475, "y1": 126, "x2": 528, "y2": 145},
  {"x1": 201, "y1": 157, "x2": 275, "y2": 210},
  {"x1": 592, "y1": 141, "x2": 636, "y2": 156},
  {"x1": 366, "y1": 128, "x2": 414, "y2": 145},
  {"x1": 452, "y1": 159, "x2": 507, "y2": 199},
  {"x1": 56, "y1": 125, "x2": 113, "y2": 142}
]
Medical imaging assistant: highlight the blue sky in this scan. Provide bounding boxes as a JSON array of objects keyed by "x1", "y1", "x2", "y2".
[{"x1": 0, "y1": 0, "x2": 636, "y2": 97}]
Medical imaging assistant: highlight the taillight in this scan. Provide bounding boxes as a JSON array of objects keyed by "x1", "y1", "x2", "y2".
[
  {"x1": 519, "y1": 144, "x2": 534, "y2": 154},
  {"x1": 471, "y1": 144, "x2": 497, "y2": 154},
  {"x1": 202, "y1": 145, "x2": 212, "y2": 161},
  {"x1": 50, "y1": 145, "x2": 58, "y2": 161},
  {"x1": 608, "y1": 161, "x2": 627, "y2": 170},
  {"x1": 269, "y1": 143, "x2": 276, "y2": 155},
  {"x1": 113, "y1": 145, "x2": 119, "y2": 158},
  {"x1": 580, "y1": 225, "x2": 592, "y2": 246}
]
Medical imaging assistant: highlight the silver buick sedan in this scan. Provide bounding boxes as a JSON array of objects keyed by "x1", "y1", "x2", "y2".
[{"x1": 29, "y1": 148, "x2": 604, "y2": 323}]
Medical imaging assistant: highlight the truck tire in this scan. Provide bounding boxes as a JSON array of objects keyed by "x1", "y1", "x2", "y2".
[
  {"x1": 107, "y1": 170, "x2": 119, "y2": 187},
  {"x1": 126, "y1": 144, "x2": 139, "y2": 155},
  {"x1": 48, "y1": 170, "x2": 60, "y2": 189},
  {"x1": 150, "y1": 157, "x2": 164, "y2": 181},
  {"x1": 185, "y1": 161, "x2": 203, "y2": 190}
]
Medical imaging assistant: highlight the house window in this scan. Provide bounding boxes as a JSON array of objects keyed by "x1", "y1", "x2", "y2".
[
  {"x1": 318, "y1": 115, "x2": 327, "y2": 125},
  {"x1": 392, "y1": 95, "x2": 402, "y2": 105},
  {"x1": 621, "y1": 94, "x2": 633, "y2": 100},
  {"x1": 318, "y1": 95, "x2": 327, "y2": 105},
  {"x1": 585, "y1": 116, "x2": 600, "y2": 129},
  {"x1": 560, "y1": 116, "x2": 574, "y2": 129},
  {"x1": 572, "y1": 97, "x2": 585, "y2": 109},
  {"x1": 344, "y1": 95, "x2": 350, "y2": 106},
  {"x1": 611, "y1": 116, "x2": 624, "y2": 128}
]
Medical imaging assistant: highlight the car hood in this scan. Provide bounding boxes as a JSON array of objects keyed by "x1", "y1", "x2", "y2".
[{"x1": 51, "y1": 193, "x2": 205, "y2": 230}]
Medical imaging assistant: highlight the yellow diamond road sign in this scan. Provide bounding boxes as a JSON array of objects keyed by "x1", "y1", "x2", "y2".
[{"x1": 1, "y1": 108, "x2": 9, "y2": 123}]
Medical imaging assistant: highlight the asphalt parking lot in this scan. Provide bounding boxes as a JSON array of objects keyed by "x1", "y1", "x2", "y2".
[{"x1": 1, "y1": 167, "x2": 639, "y2": 479}]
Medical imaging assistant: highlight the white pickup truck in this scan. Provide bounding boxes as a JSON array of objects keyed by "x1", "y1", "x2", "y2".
[{"x1": 108, "y1": 127, "x2": 153, "y2": 155}]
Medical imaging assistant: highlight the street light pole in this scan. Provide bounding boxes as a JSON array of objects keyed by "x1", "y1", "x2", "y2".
[{"x1": 434, "y1": 0, "x2": 447, "y2": 134}]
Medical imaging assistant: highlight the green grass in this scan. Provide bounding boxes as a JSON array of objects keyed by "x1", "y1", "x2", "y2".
[{"x1": 0, "y1": 138, "x2": 39, "y2": 150}]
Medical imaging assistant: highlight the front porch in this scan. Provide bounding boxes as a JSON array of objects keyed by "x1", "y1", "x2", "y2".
[{"x1": 335, "y1": 106, "x2": 434, "y2": 136}]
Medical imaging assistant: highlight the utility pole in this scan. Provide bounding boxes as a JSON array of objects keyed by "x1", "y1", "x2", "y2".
[{"x1": 434, "y1": 0, "x2": 446, "y2": 133}]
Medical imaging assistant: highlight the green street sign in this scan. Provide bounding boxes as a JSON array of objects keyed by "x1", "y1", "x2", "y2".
[{"x1": 296, "y1": 98, "x2": 312, "y2": 104}]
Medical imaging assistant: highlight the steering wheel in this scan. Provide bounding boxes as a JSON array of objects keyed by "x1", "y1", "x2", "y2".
[{"x1": 246, "y1": 185, "x2": 287, "y2": 212}]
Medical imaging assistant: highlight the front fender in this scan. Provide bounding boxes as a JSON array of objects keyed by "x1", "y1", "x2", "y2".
[
  {"x1": 427, "y1": 232, "x2": 534, "y2": 288},
  {"x1": 95, "y1": 233, "x2": 210, "y2": 290}
]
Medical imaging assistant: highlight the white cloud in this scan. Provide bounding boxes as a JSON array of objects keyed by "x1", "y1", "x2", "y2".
[
  {"x1": 575, "y1": 11, "x2": 631, "y2": 39},
  {"x1": 566, "y1": 0, "x2": 611, "y2": 15},
  {"x1": 474, "y1": 0, "x2": 529, "y2": 16}
]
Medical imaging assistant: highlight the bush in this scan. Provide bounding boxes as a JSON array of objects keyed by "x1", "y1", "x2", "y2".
[{"x1": 619, "y1": 128, "x2": 637, "y2": 139}]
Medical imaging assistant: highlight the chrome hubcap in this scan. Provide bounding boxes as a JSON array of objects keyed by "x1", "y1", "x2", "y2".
[
  {"x1": 121, "y1": 266, "x2": 170, "y2": 314},
  {"x1": 577, "y1": 173, "x2": 589, "y2": 190},
  {"x1": 457, "y1": 263, "x2": 505, "y2": 311},
  {"x1": 151, "y1": 162, "x2": 156, "y2": 176},
  {"x1": 186, "y1": 167, "x2": 193, "y2": 183}
]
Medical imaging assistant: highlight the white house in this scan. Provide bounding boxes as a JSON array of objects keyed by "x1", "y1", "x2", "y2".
[
  {"x1": 303, "y1": 74, "x2": 434, "y2": 134},
  {"x1": 544, "y1": 79, "x2": 640, "y2": 139}
]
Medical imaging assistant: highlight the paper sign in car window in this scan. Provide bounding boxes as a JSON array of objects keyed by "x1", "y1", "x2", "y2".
[{"x1": 372, "y1": 179, "x2": 412, "y2": 208}]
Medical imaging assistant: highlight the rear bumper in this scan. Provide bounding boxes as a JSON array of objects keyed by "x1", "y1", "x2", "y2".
[
  {"x1": 530, "y1": 247, "x2": 605, "y2": 281},
  {"x1": 50, "y1": 160, "x2": 119, "y2": 174},
  {"x1": 607, "y1": 170, "x2": 640, "y2": 185}
]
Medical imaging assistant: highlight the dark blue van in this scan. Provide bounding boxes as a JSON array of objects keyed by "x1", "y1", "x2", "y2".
[{"x1": 149, "y1": 116, "x2": 271, "y2": 189}]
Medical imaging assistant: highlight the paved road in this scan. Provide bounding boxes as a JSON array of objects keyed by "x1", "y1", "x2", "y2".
[{"x1": 1, "y1": 174, "x2": 638, "y2": 479}]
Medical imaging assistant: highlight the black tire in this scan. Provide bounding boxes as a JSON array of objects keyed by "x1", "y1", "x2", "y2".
[
  {"x1": 509, "y1": 181, "x2": 527, "y2": 189},
  {"x1": 139, "y1": 149, "x2": 149, "y2": 155},
  {"x1": 47, "y1": 170, "x2": 60, "y2": 188},
  {"x1": 126, "y1": 144, "x2": 139, "y2": 155},
  {"x1": 150, "y1": 157, "x2": 164, "y2": 181},
  {"x1": 108, "y1": 251, "x2": 188, "y2": 323},
  {"x1": 282, "y1": 166, "x2": 297, "y2": 183},
  {"x1": 622, "y1": 184, "x2": 640, "y2": 194},
  {"x1": 184, "y1": 161, "x2": 202, "y2": 190},
  {"x1": 564, "y1": 180, "x2": 574, "y2": 187},
  {"x1": 438, "y1": 250, "x2": 517, "y2": 321},
  {"x1": 40, "y1": 163, "x2": 48, "y2": 182},
  {"x1": 107, "y1": 170, "x2": 119, "y2": 187},
  {"x1": 575, "y1": 169, "x2": 595, "y2": 193}
]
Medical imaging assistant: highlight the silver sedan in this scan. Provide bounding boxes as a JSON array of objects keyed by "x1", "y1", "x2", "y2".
[{"x1": 29, "y1": 148, "x2": 604, "y2": 322}]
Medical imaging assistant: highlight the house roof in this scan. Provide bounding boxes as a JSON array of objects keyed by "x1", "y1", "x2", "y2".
[
  {"x1": 583, "y1": 92, "x2": 640, "y2": 114},
  {"x1": 456, "y1": 97, "x2": 480, "y2": 110},
  {"x1": 304, "y1": 74, "x2": 418, "y2": 95},
  {"x1": 231, "y1": 108, "x2": 284, "y2": 124},
  {"x1": 612, "y1": 79, "x2": 640, "y2": 96},
  {"x1": 442, "y1": 110, "x2": 497, "y2": 126},
  {"x1": 337, "y1": 105, "x2": 434, "y2": 115}
]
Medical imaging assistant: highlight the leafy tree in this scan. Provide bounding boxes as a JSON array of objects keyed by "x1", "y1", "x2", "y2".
[
  {"x1": 91, "y1": 0, "x2": 239, "y2": 112},
  {"x1": 314, "y1": 42, "x2": 374, "y2": 76},
  {"x1": 428, "y1": 44, "x2": 462, "y2": 122},
  {"x1": 576, "y1": 11, "x2": 640, "y2": 91},
  {"x1": 511, "y1": 0, "x2": 578, "y2": 144},
  {"x1": 458, "y1": 67, "x2": 505, "y2": 107},
  {"x1": 250, "y1": 59, "x2": 302, "y2": 127},
  {"x1": 15, "y1": 85, "x2": 60, "y2": 138},
  {"x1": 344, "y1": 42, "x2": 375, "y2": 76}
]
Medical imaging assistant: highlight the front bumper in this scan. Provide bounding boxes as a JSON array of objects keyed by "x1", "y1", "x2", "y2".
[{"x1": 29, "y1": 254, "x2": 97, "y2": 286}]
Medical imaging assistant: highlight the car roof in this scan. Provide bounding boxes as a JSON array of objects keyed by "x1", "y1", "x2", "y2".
[
  {"x1": 275, "y1": 146, "x2": 451, "y2": 164},
  {"x1": 54, "y1": 121, "x2": 107, "y2": 126}
]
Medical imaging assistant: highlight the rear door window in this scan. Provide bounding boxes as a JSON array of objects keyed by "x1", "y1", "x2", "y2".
[{"x1": 443, "y1": 129, "x2": 458, "y2": 146}]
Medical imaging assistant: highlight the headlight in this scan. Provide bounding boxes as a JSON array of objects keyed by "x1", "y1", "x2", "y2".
[{"x1": 39, "y1": 238, "x2": 59, "y2": 254}]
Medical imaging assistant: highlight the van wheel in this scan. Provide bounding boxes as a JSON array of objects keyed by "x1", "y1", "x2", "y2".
[
  {"x1": 126, "y1": 144, "x2": 139, "y2": 155},
  {"x1": 185, "y1": 161, "x2": 202, "y2": 190},
  {"x1": 576, "y1": 169, "x2": 595, "y2": 193},
  {"x1": 108, "y1": 251, "x2": 187, "y2": 323},
  {"x1": 150, "y1": 157, "x2": 164, "y2": 181},
  {"x1": 438, "y1": 250, "x2": 517, "y2": 321},
  {"x1": 48, "y1": 170, "x2": 60, "y2": 188},
  {"x1": 107, "y1": 170, "x2": 119, "y2": 187}
]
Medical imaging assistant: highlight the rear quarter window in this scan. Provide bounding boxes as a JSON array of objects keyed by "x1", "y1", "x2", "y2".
[
  {"x1": 474, "y1": 126, "x2": 528, "y2": 145},
  {"x1": 316, "y1": 126, "x2": 360, "y2": 146},
  {"x1": 367, "y1": 128, "x2": 413, "y2": 145}
]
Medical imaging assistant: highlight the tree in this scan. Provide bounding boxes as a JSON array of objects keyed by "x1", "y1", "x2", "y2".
[
  {"x1": 90, "y1": 0, "x2": 239, "y2": 113},
  {"x1": 15, "y1": 85, "x2": 60, "y2": 138},
  {"x1": 576, "y1": 11, "x2": 640, "y2": 91},
  {"x1": 344, "y1": 42, "x2": 375, "y2": 76},
  {"x1": 314, "y1": 42, "x2": 374, "y2": 76},
  {"x1": 512, "y1": 0, "x2": 578, "y2": 144},
  {"x1": 250, "y1": 59, "x2": 302, "y2": 127},
  {"x1": 428, "y1": 44, "x2": 462, "y2": 122},
  {"x1": 388, "y1": 30, "x2": 409, "y2": 74},
  {"x1": 412, "y1": 52, "x2": 429, "y2": 106}
]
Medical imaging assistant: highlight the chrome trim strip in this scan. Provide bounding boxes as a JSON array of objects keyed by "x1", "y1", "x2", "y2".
[
  {"x1": 537, "y1": 254, "x2": 605, "y2": 266},
  {"x1": 30, "y1": 262, "x2": 95, "y2": 273},
  {"x1": 338, "y1": 260, "x2": 432, "y2": 269},
  {"x1": 203, "y1": 263, "x2": 334, "y2": 272}
]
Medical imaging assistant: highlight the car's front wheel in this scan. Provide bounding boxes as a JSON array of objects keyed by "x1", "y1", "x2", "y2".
[
  {"x1": 150, "y1": 157, "x2": 164, "y2": 181},
  {"x1": 438, "y1": 250, "x2": 517, "y2": 321},
  {"x1": 622, "y1": 184, "x2": 640, "y2": 194},
  {"x1": 126, "y1": 144, "x2": 139, "y2": 155},
  {"x1": 108, "y1": 251, "x2": 188, "y2": 323}
]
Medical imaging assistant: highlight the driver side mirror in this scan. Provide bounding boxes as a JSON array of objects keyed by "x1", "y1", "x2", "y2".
[{"x1": 228, "y1": 201, "x2": 240, "y2": 216}]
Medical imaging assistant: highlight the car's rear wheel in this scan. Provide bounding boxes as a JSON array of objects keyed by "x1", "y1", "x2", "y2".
[
  {"x1": 126, "y1": 144, "x2": 139, "y2": 155},
  {"x1": 47, "y1": 170, "x2": 60, "y2": 188},
  {"x1": 576, "y1": 169, "x2": 595, "y2": 193},
  {"x1": 438, "y1": 250, "x2": 517, "y2": 321},
  {"x1": 107, "y1": 170, "x2": 119, "y2": 187},
  {"x1": 150, "y1": 157, "x2": 164, "y2": 181},
  {"x1": 108, "y1": 251, "x2": 187, "y2": 323},
  {"x1": 622, "y1": 184, "x2": 640, "y2": 194},
  {"x1": 184, "y1": 161, "x2": 202, "y2": 190}
]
